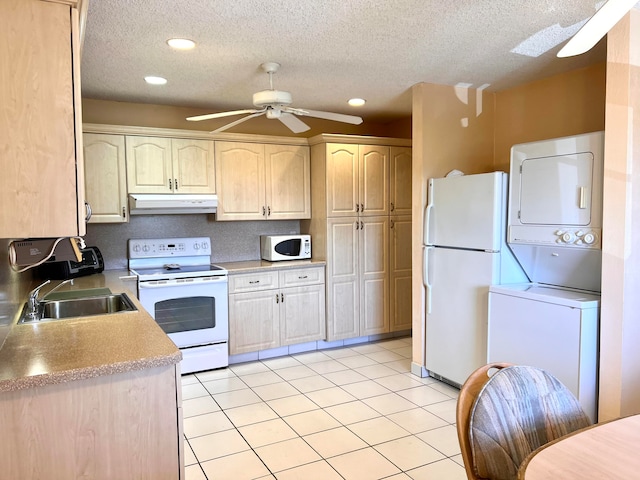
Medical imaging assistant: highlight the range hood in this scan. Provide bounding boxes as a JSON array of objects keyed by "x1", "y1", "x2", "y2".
[{"x1": 129, "y1": 194, "x2": 218, "y2": 215}]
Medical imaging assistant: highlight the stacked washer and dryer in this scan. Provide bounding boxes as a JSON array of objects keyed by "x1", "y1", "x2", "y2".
[{"x1": 487, "y1": 131, "x2": 604, "y2": 422}]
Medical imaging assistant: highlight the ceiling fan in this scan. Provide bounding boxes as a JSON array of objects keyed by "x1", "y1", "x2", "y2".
[{"x1": 186, "y1": 62, "x2": 363, "y2": 134}]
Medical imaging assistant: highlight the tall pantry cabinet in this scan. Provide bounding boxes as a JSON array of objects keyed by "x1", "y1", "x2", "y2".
[{"x1": 302, "y1": 135, "x2": 412, "y2": 341}]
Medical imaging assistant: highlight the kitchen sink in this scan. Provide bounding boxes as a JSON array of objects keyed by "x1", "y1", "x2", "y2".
[{"x1": 18, "y1": 293, "x2": 137, "y2": 324}]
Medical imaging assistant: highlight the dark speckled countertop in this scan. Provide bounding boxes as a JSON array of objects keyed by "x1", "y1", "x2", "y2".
[{"x1": 0, "y1": 270, "x2": 181, "y2": 392}]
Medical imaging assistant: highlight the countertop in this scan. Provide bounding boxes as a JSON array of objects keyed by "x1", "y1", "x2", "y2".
[
  {"x1": 0, "y1": 270, "x2": 181, "y2": 393},
  {"x1": 218, "y1": 259, "x2": 326, "y2": 274}
]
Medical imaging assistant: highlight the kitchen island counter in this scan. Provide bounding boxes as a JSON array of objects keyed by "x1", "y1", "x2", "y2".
[{"x1": 0, "y1": 270, "x2": 180, "y2": 392}]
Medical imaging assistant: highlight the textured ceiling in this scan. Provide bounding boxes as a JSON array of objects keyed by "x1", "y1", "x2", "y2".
[{"x1": 81, "y1": 0, "x2": 613, "y2": 125}]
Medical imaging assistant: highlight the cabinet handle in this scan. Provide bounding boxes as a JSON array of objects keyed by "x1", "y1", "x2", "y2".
[
  {"x1": 249, "y1": 280, "x2": 260, "y2": 284},
  {"x1": 268, "y1": 206, "x2": 271, "y2": 216},
  {"x1": 361, "y1": 203, "x2": 364, "y2": 211},
  {"x1": 390, "y1": 219, "x2": 395, "y2": 228},
  {"x1": 169, "y1": 179, "x2": 173, "y2": 190},
  {"x1": 298, "y1": 275, "x2": 308, "y2": 279},
  {"x1": 84, "y1": 202, "x2": 92, "y2": 222},
  {"x1": 390, "y1": 202, "x2": 395, "y2": 212},
  {"x1": 174, "y1": 179, "x2": 178, "y2": 190},
  {"x1": 281, "y1": 293, "x2": 284, "y2": 303},
  {"x1": 355, "y1": 221, "x2": 359, "y2": 230},
  {"x1": 122, "y1": 206, "x2": 126, "y2": 219},
  {"x1": 276, "y1": 293, "x2": 279, "y2": 303},
  {"x1": 262, "y1": 206, "x2": 266, "y2": 216},
  {"x1": 356, "y1": 203, "x2": 359, "y2": 212},
  {"x1": 360, "y1": 221, "x2": 364, "y2": 230}
]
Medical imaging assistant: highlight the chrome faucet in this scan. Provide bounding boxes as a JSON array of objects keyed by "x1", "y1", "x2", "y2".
[{"x1": 25, "y1": 279, "x2": 74, "y2": 321}]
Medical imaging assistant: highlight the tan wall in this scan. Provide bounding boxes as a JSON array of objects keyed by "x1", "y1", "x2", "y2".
[
  {"x1": 410, "y1": 83, "x2": 496, "y2": 370},
  {"x1": 494, "y1": 63, "x2": 606, "y2": 171},
  {"x1": 599, "y1": 9, "x2": 640, "y2": 421},
  {"x1": 82, "y1": 98, "x2": 407, "y2": 138}
]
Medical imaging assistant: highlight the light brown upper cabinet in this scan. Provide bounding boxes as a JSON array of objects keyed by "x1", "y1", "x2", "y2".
[
  {"x1": 126, "y1": 136, "x2": 215, "y2": 194},
  {"x1": 83, "y1": 133, "x2": 128, "y2": 223},
  {"x1": 215, "y1": 141, "x2": 310, "y2": 221},
  {"x1": 325, "y1": 144, "x2": 389, "y2": 218},
  {"x1": 0, "y1": 0, "x2": 86, "y2": 238},
  {"x1": 390, "y1": 147, "x2": 412, "y2": 216}
]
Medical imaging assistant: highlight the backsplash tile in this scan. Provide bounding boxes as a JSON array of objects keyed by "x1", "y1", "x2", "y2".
[{"x1": 84, "y1": 215, "x2": 300, "y2": 270}]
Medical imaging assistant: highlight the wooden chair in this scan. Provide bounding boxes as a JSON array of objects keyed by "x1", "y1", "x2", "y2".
[{"x1": 456, "y1": 363, "x2": 592, "y2": 480}]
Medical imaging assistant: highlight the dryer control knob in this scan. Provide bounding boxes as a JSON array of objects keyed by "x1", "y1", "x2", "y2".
[
  {"x1": 132, "y1": 244, "x2": 141, "y2": 253},
  {"x1": 193, "y1": 243, "x2": 200, "y2": 250},
  {"x1": 583, "y1": 233, "x2": 596, "y2": 245},
  {"x1": 561, "y1": 232, "x2": 576, "y2": 243},
  {"x1": 555, "y1": 230, "x2": 565, "y2": 235}
]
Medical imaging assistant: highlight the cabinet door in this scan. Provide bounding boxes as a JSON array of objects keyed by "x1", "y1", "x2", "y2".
[
  {"x1": 83, "y1": 133, "x2": 128, "y2": 223},
  {"x1": 0, "y1": 0, "x2": 82, "y2": 238},
  {"x1": 229, "y1": 290, "x2": 280, "y2": 354},
  {"x1": 360, "y1": 216, "x2": 390, "y2": 335},
  {"x1": 265, "y1": 144, "x2": 310, "y2": 219},
  {"x1": 281, "y1": 284, "x2": 326, "y2": 345},
  {"x1": 126, "y1": 136, "x2": 173, "y2": 193},
  {"x1": 326, "y1": 218, "x2": 360, "y2": 340},
  {"x1": 215, "y1": 141, "x2": 266, "y2": 220},
  {"x1": 326, "y1": 144, "x2": 359, "y2": 217},
  {"x1": 359, "y1": 146, "x2": 389, "y2": 216},
  {"x1": 390, "y1": 215, "x2": 412, "y2": 332},
  {"x1": 390, "y1": 147, "x2": 412, "y2": 216},
  {"x1": 171, "y1": 139, "x2": 215, "y2": 194}
]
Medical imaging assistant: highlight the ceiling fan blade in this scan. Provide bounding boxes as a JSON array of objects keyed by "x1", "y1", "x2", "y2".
[
  {"x1": 278, "y1": 112, "x2": 310, "y2": 133},
  {"x1": 211, "y1": 112, "x2": 266, "y2": 133},
  {"x1": 187, "y1": 109, "x2": 261, "y2": 122},
  {"x1": 557, "y1": 0, "x2": 638, "y2": 57},
  {"x1": 296, "y1": 108, "x2": 363, "y2": 125}
]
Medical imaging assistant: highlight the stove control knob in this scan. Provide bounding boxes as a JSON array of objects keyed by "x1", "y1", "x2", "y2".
[
  {"x1": 142, "y1": 245, "x2": 150, "y2": 252},
  {"x1": 202, "y1": 242, "x2": 209, "y2": 250},
  {"x1": 583, "y1": 232, "x2": 597, "y2": 245},
  {"x1": 132, "y1": 244, "x2": 141, "y2": 253},
  {"x1": 561, "y1": 232, "x2": 576, "y2": 243},
  {"x1": 193, "y1": 243, "x2": 200, "y2": 250},
  {"x1": 555, "y1": 230, "x2": 565, "y2": 235}
]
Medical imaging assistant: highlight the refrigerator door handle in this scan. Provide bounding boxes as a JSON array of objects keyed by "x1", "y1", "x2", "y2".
[
  {"x1": 424, "y1": 180, "x2": 434, "y2": 245},
  {"x1": 423, "y1": 246, "x2": 434, "y2": 314}
]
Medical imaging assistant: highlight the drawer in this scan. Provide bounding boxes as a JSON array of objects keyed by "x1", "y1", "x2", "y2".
[
  {"x1": 229, "y1": 271, "x2": 279, "y2": 293},
  {"x1": 279, "y1": 266, "x2": 325, "y2": 288}
]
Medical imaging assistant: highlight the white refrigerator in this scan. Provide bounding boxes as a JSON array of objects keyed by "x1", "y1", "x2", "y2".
[{"x1": 422, "y1": 172, "x2": 527, "y2": 386}]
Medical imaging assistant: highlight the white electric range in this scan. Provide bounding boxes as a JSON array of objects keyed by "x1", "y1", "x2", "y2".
[{"x1": 128, "y1": 237, "x2": 228, "y2": 374}]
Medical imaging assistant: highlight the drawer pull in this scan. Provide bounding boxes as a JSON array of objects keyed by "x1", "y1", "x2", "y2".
[
  {"x1": 249, "y1": 280, "x2": 260, "y2": 284},
  {"x1": 281, "y1": 293, "x2": 284, "y2": 303},
  {"x1": 298, "y1": 275, "x2": 308, "y2": 279},
  {"x1": 276, "y1": 293, "x2": 279, "y2": 303}
]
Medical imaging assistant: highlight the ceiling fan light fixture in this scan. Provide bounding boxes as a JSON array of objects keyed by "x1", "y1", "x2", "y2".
[
  {"x1": 348, "y1": 98, "x2": 366, "y2": 107},
  {"x1": 144, "y1": 76, "x2": 167, "y2": 85},
  {"x1": 557, "y1": 0, "x2": 638, "y2": 57},
  {"x1": 167, "y1": 38, "x2": 196, "y2": 50}
]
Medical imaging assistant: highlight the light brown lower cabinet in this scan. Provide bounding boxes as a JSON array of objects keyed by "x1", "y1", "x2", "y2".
[
  {"x1": 229, "y1": 266, "x2": 326, "y2": 355},
  {"x1": 0, "y1": 364, "x2": 183, "y2": 480}
]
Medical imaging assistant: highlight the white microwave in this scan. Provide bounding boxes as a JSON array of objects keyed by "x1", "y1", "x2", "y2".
[{"x1": 260, "y1": 235, "x2": 311, "y2": 261}]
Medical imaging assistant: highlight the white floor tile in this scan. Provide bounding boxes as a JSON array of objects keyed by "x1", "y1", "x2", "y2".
[
  {"x1": 184, "y1": 464, "x2": 207, "y2": 480},
  {"x1": 365, "y1": 350, "x2": 405, "y2": 363},
  {"x1": 283, "y1": 409, "x2": 342, "y2": 436},
  {"x1": 405, "y1": 458, "x2": 467, "y2": 480},
  {"x1": 267, "y1": 394, "x2": 319, "y2": 417},
  {"x1": 260, "y1": 356, "x2": 302, "y2": 370},
  {"x1": 354, "y1": 363, "x2": 400, "y2": 379},
  {"x1": 201, "y1": 376, "x2": 247, "y2": 395},
  {"x1": 386, "y1": 408, "x2": 449, "y2": 434},
  {"x1": 255, "y1": 437, "x2": 322, "y2": 472},
  {"x1": 374, "y1": 435, "x2": 445, "y2": 471},
  {"x1": 340, "y1": 380, "x2": 392, "y2": 399},
  {"x1": 230, "y1": 361, "x2": 271, "y2": 375},
  {"x1": 238, "y1": 418, "x2": 298, "y2": 448},
  {"x1": 288, "y1": 374, "x2": 336, "y2": 393},
  {"x1": 291, "y1": 351, "x2": 332, "y2": 364},
  {"x1": 189, "y1": 429, "x2": 250, "y2": 462},
  {"x1": 324, "y1": 400, "x2": 382, "y2": 425},
  {"x1": 225, "y1": 402, "x2": 278, "y2": 427},
  {"x1": 322, "y1": 369, "x2": 369, "y2": 386},
  {"x1": 183, "y1": 440, "x2": 198, "y2": 466},
  {"x1": 303, "y1": 426, "x2": 368, "y2": 458},
  {"x1": 194, "y1": 368, "x2": 236, "y2": 382},
  {"x1": 422, "y1": 399, "x2": 458, "y2": 424},
  {"x1": 200, "y1": 450, "x2": 271, "y2": 480},
  {"x1": 396, "y1": 385, "x2": 452, "y2": 406},
  {"x1": 363, "y1": 392, "x2": 420, "y2": 415},
  {"x1": 347, "y1": 416, "x2": 411, "y2": 445},
  {"x1": 305, "y1": 386, "x2": 357, "y2": 408},
  {"x1": 213, "y1": 388, "x2": 263, "y2": 409},
  {"x1": 252, "y1": 381, "x2": 300, "y2": 400},
  {"x1": 238, "y1": 370, "x2": 283, "y2": 387},
  {"x1": 374, "y1": 374, "x2": 425, "y2": 392},
  {"x1": 274, "y1": 460, "x2": 344, "y2": 480},
  {"x1": 183, "y1": 411, "x2": 234, "y2": 439},
  {"x1": 327, "y1": 446, "x2": 401, "y2": 480},
  {"x1": 181, "y1": 382, "x2": 210, "y2": 400},
  {"x1": 182, "y1": 395, "x2": 220, "y2": 418},
  {"x1": 308, "y1": 359, "x2": 350, "y2": 374},
  {"x1": 322, "y1": 347, "x2": 360, "y2": 359},
  {"x1": 416, "y1": 425, "x2": 461, "y2": 457},
  {"x1": 336, "y1": 354, "x2": 379, "y2": 369},
  {"x1": 275, "y1": 364, "x2": 317, "y2": 381}
]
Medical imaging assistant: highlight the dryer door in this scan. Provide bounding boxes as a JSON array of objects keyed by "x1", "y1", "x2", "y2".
[{"x1": 519, "y1": 153, "x2": 594, "y2": 226}]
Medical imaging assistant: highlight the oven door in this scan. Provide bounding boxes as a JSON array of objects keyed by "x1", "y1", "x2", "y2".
[{"x1": 137, "y1": 276, "x2": 229, "y2": 348}]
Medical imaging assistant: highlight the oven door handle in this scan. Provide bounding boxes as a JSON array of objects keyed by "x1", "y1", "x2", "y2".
[{"x1": 138, "y1": 278, "x2": 227, "y2": 288}]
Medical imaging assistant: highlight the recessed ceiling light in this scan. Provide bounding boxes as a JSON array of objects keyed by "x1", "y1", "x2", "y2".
[
  {"x1": 167, "y1": 38, "x2": 196, "y2": 50},
  {"x1": 348, "y1": 98, "x2": 366, "y2": 107},
  {"x1": 144, "y1": 76, "x2": 167, "y2": 85}
]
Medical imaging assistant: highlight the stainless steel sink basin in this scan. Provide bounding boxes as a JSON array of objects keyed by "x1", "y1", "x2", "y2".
[{"x1": 19, "y1": 293, "x2": 137, "y2": 324}]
